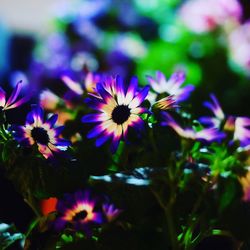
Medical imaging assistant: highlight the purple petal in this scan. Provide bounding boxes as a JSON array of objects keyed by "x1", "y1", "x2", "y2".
[
  {"x1": 0, "y1": 87, "x2": 6, "y2": 107},
  {"x1": 46, "y1": 114, "x2": 58, "y2": 128},
  {"x1": 146, "y1": 75, "x2": 162, "y2": 93},
  {"x1": 93, "y1": 212, "x2": 103, "y2": 224},
  {"x1": 5, "y1": 81, "x2": 22, "y2": 107},
  {"x1": 110, "y1": 137, "x2": 120, "y2": 153},
  {"x1": 168, "y1": 71, "x2": 186, "y2": 88},
  {"x1": 130, "y1": 116, "x2": 144, "y2": 131},
  {"x1": 87, "y1": 124, "x2": 105, "y2": 139},
  {"x1": 54, "y1": 126, "x2": 65, "y2": 136},
  {"x1": 161, "y1": 112, "x2": 175, "y2": 126},
  {"x1": 5, "y1": 95, "x2": 31, "y2": 110},
  {"x1": 196, "y1": 128, "x2": 225, "y2": 142},
  {"x1": 126, "y1": 76, "x2": 138, "y2": 98},
  {"x1": 26, "y1": 105, "x2": 44, "y2": 125},
  {"x1": 82, "y1": 114, "x2": 104, "y2": 123},
  {"x1": 115, "y1": 75, "x2": 125, "y2": 104},
  {"x1": 54, "y1": 218, "x2": 67, "y2": 231},
  {"x1": 204, "y1": 94, "x2": 225, "y2": 120},
  {"x1": 84, "y1": 97, "x2": 103, "y2": 111},
  {"x1": 74, "y1": 190, "x2": 85, "y2": 202},
  {"x1": 20, "y1": 137, "x2": 33, "y2": 146},
  {"x1": 96, "y1": 82, "x2": 113, "y2": 103},
  {"x1": 129, "y1": 85, "x2": 150, "y2": 109},
  {"x1": 199, "y1": 116, "x2": 218, "y2": 127},
  {"x1": 176, "y1": 85, "x2": 195, "y2": 102},
  {"x1": 95, "y1": 133, "x2": 111, "y2": 147},
  {"x1": 156, "y1": 71, "x2": 166, "y2": 83},
  {"x1": 55, "y1": 138, "x2": 71, "y2": 147}
]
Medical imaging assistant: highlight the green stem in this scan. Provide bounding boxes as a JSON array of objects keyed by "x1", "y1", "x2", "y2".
[
  {"x1": 149, "y1": 127, "x2": 158, "y2": 155},
  {"x1": 0, "y1": 123, "x2": 11, "y2": 141},
  {"x1": 165, "y1": 203, "x2": 179, "y2": 250},
  {"x1": 151, "y1": 187, "x2": 180, "y2": 250},
  {"x1": 180, "y1": 179, "x2": 213, "y2": 250}
]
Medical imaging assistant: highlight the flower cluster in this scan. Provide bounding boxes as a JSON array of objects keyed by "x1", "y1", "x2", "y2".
[{"x1": 1, "y1": 68, "x2": 250, "y2": 249}]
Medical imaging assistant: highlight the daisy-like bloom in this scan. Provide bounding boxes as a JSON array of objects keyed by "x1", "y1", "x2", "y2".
[
  {"x1": 162, "y1": 112, "x2": 225, "y2": 142},
  {"x1": 0, "y1": 81, "x2": 30, "y2": 111},
  {"x1": 200, "y1": 94, "x2": 250, "y2": 147},
  {"x1": 199, "y1": 94, "x2": 225, "y2": 128},
  {"x1": 147, "y1": 71, "x2": 194, "y2": 104},
  {"x1": 54, "y1": 190, "x2": 103, "y2": 233},
  {"x1": 82, "y1": 75, "x2": 150, "y2": 153},
  {"x1": 179, "y1": 0, "x2": 242, "y2": 33},
  {"x1": 61, "y1": 72, "x2": 102, "y2": 95},
  {"x1": 12, "y1": 105, "x2": 70, "y2": 159},
  {"x1": 102, "y1": 203, "x2": 122, "y2": 222}
]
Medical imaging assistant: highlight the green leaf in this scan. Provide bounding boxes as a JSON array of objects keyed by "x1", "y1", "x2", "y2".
[{"x1": 61, "y1": 234, "x2": 73, "y2": 243}]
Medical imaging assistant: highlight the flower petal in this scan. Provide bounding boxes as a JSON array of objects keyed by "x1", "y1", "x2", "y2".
[
  {"x1": 0, "y1": 87, "x2": 6, "y2": 107},
  {"x1": 5, "y1": 81, "x2": 22, "y2": 107},
  {"x1": 129, "y1": 85, "x2": 150, "y2": 109},
  {"x1": 125, "y1": 76, "x2": 138, "y2": 105}
]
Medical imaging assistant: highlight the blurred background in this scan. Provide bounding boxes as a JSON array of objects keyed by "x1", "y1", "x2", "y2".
[
  {"x1": 0, "y1": 0, "x2": 249, "y2": 249},
  {"x1": 0, "y1": 0, "x2": 249, "y2": 115}
]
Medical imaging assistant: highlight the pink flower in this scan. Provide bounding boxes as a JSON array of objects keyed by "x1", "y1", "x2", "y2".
[
  {"x1": 179, "y1": 0, "x2": 242, "y2": 33},
  {"x1": 228, "y1": 22, "x2": 250, "y2": 73}
]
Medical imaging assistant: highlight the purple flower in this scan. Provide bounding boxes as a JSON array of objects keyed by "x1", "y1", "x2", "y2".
[
  {"x1": 0, "y1": 81, "x2": 30, "y2": 111},
  {"x1": 200, "y1": 94, "x2": 225, "y2": 127},
  {"x1": 82, "y1": 75, "x2": 149, "y2": 153},
  {"x1": 12, "y1": 105, "x2": 71, "y2": 159},
  {"x1": 162, "y1": 112, "x2": 225, "y2": 142},
  {"x1": 102, "y1": 203, "x2": 122, "y2": 222},
  {"x1": 54, "y1": 190, "x2": 103, "y2": 234},
  {"x1": 200, "y1": 94, "x2": 250, "y2": 147},
  {"x1": 147, "y1": 71, "x2": 194, "y2": 103},
  {"x1": 233, "y1": 117, "x2": 250, "y2": 147}
]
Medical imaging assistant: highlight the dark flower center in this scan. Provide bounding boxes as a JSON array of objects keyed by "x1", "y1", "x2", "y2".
[
  {"x1": 73, "y1": 210, "x2": 88, "y2": 221},
  {"x1": 31, "y1": 127, "x2": 50, "y2": 145},
  {"x1": 111, "y1": 105, "x2": 130, "y2": 125}
]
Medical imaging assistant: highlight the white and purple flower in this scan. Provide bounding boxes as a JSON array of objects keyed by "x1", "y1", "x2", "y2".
[
  {"x1": 54, "y1": 190, "x2": 103, "y2": 234},
  {"x1": 162, "y1": 112, "x2": 225, "y2": 142},
  {"x1": 200, "y1": 94, "x2": 250, "y2": 147},
  {"x1": 82, "y1": 75, "x2": 149, "y2": 153},
  {"x1": 12, "y1": 105, "x2": 71, "y2": 159},
  {"x1": 147, "y1": 71, "x2": 195, "y2": 104}
]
